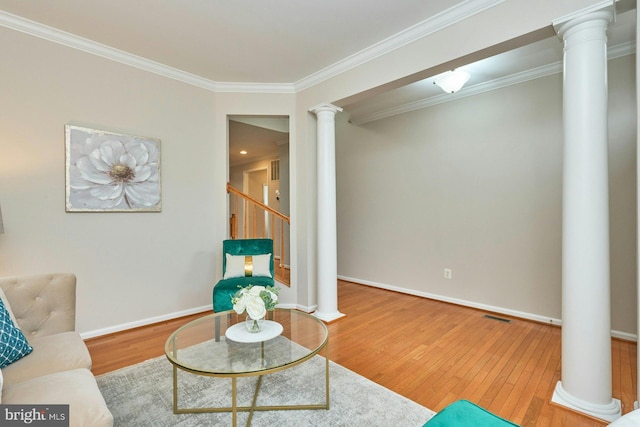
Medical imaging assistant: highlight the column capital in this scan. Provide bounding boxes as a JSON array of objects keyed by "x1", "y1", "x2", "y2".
[
  {"x1": 309, "y1": 103, "x2": 343, "y2": 116},
  {"x1": 552, "y1": 1, "x2": 614, "y2": 38}
]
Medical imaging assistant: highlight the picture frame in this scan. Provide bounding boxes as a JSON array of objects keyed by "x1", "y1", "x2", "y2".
[{"x1": 65, "y1": 125, "x2": 162, "y2": 212}]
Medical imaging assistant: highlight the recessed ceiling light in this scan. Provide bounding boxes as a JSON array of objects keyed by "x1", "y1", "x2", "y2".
[{"x1": 240, "y1": 150, "x2": 247, "y2": 155}]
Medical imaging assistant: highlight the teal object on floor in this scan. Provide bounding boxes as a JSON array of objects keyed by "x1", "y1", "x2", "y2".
[
  {"x1": 423, "y1": 400, "x2": 520, "y2": 427},
  {"x1": 212, "y1": 238, "x2": 275, "y2": 313}
]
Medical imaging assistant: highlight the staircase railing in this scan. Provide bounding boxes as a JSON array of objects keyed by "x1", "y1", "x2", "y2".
[{"x1": 227, "y1": 183, "x2": 290, "y2": 286}]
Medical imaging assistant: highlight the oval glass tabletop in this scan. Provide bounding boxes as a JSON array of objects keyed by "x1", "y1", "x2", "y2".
[{"x1": 165, "y1": 308, "x2": 328, "y2": 377}]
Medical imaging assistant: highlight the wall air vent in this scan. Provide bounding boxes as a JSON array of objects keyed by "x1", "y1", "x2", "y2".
[{"x1": 271, "y1": 160, "x2": 280, "y2": 181}]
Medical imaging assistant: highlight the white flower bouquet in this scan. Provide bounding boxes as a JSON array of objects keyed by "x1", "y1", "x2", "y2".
[{"x1": 231, "y1": 285, "x2": 279, "y2": 320}]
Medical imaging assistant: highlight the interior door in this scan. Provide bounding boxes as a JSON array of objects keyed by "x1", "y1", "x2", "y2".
[{"x1": 246, "y1": 168, "x2": 268, "y2": 238}]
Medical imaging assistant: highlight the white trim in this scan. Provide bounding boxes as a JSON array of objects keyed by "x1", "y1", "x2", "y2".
[
  {"x1": 552, "y1": 382, "x2": 621, "y2": 423},
  {"x1": 349, "y1": 62, "x2": 559, "y2": 125},
  {"x1": 78, "y1": 273, "x2": 638, "y2": 340},
  {"x1": 313, "y1": 311, "x2": 346, "y2": 322},
  {"x1": 609, "y1": 40, "x2": 636, "y2": 59},
  {"x1": 613, "y1": 329, "x2": 638, "y2": 342},
  {"x1": 551, "y1": 0, "x2": 615, "y2": 30},
  {"x1": 273, "y1": 261, "x2": 292, "y2": 271},
  {"x1": 349, "y1": 41, "x2": 636, "y2": 125},
  {"x1": 0, "y1": 2, "x2": 505, "y2": 95},
  {"x1": 0, "y1": 11, "x2": 292, "y2": 94},
  {"x1": 309, "y1": 102, "x2": 344, "y2": 114},
  {"x1": 0, "y1": 1, "x2": 630, "y2": 100},
  {"x1": 79, "y1": 304, "x2": 212, "y2": 339},
  {"x1": 338, "y1": 275, "x2": 638, "y2": 341},
  {"x1": 215, "y1": 82, "x2": 295, "y2": 94},
  {"x1": 80, "y1": 303, "x2": 315, "y2": 339},
  {"x1": 276, "y1": 302, "x2": 316, "y2": 313},
  {"x1": 0, "y1": 10, "x2": 219, "y2": 92},
  {"x1": 294, "y1": 0, "x2": 505, "y2": 91}
]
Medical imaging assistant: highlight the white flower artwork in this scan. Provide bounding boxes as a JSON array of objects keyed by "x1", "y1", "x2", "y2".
[{"x1": 65, "y1": 125, "x2": 161, "y2": 212}]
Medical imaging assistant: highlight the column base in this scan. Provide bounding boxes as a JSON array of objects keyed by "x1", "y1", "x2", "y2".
[
  {"x1": 313, "y1": 310, "x2": 346, "y2": 323},
  {"x1": 551, "y1": 381, "x2": 621, "y2": 423}
]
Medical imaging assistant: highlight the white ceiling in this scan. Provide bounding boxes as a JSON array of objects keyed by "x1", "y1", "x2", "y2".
[
  {"x1": 346, "y1": 7, "x2": 636, "y2": 124},
  {"x1": 0, "y1": 0, "x2": 635, "y2": 127},
  {"x1": 229, "y1": 118, "x2": 289, "y2": 167},
  {"x1": 0, "y1": 0, "x2": 465, "y2": 83}
]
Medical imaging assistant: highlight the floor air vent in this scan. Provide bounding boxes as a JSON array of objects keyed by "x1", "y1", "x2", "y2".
[{"x1": 483, "y1": 314, "x2": 512, "y2": 323}]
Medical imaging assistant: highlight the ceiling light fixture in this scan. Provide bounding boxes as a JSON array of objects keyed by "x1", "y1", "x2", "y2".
[
  {"x1": 433, "y1": 69, "x2": 470, "y2": 94},
  {"x1": 240, "y1": 150, "x2": 247, "y2": 155}
]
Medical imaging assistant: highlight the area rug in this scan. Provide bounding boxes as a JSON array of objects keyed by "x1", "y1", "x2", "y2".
[{"x1": 96, "y1": 353, "x2": 435, "y2": 426}]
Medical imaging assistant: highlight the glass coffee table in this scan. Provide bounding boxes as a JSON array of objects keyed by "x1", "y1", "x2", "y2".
[{"x1": 164, "y1": 308, "x2": 329, "y2": 426}]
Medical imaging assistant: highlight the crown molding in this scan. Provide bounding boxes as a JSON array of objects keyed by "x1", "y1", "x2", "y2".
[
  {"x1": 349, "y1": 40, "x2": 635, "y2": 126},
  {"x1": 215, "y1": 82, "x2": 295, "y2": 94},
  {"x1": 0, "y1": 10, "x2": 301, "y2": 94},
  {"x1": 294, "y1": 0, "x2": 506, "y2": 92},
  {"x1": 349, "y1": 63, "x2": 561, "y2": 125},
  {"x1": 1, "y1": 2, "x2": 630, "y2": 104},
  {"x1": 1, "y1": 1, "x2": 506, "y2": 96},
  {"x1": 0, "y1": 10, "x2": 223, "y2": 92},
  {"x1": 608, "y1": 40, "x2": 635, "y2": 59}
]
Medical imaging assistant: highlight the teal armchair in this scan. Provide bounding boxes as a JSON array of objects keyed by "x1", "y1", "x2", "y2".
[
  {"x1": 423, "y1": 400, "x2": 519, "y2": 426},
  {"x1": 212, "y1": 238, "x2": 275, "y2": 313}
]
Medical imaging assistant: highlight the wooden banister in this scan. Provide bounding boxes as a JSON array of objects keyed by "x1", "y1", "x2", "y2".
[
  {"x1": 227, "y1": 183, "x2": 290, "y2": 285},
  {"x1": 227, "y1": 184, "x2": 289, "y2": 222}
]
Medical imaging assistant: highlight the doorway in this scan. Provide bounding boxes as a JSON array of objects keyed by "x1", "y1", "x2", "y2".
[
  {"x1": 243, "y1": 168, "x2": 268, "y2": 238},
  {"x1": 227, "y1": 115, "x2": 291, "y2": 279}
]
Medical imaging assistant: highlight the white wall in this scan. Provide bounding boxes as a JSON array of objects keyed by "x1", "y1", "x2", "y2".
[
  {"x1": 295, "y1": 0, "x2": 605, "y2": 312},
  {"x1": 0, "y1": 27, "x2": 222, "y2": 335},
  {"x1": 0, "y1": 0, "x2": 617, "y2": 336},
  {"x1": 336, "y1": 55, "x2": 637, "y2": 335}
]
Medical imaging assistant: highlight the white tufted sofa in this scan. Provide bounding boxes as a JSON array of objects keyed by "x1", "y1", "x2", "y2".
[
  {"x1": 608, "y1": 409, "x2": 640, "y2": 426},
  {"x1": 0, "y1": 273, "x2": 113, "y2": 427}
]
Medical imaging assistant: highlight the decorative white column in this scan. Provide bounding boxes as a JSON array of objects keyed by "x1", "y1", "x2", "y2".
[
  {"x1": 551, "y1": 5, "x2": 621, "y2": 423},
  {"x1": 637, "y1": 5, "x2": 640, "y2": 411},
  {"x1": 310, "y1": 103, "x2": 345, "y2": 322}
]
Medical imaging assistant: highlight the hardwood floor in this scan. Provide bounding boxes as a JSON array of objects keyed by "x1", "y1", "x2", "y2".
[{"x1": 85, "y1": 280, "x2": 636, "y2": 426}]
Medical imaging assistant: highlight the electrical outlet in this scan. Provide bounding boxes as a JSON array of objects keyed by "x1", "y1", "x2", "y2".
[{"x1": 444, "y1": 268, "x2": 452, "y2": 279}]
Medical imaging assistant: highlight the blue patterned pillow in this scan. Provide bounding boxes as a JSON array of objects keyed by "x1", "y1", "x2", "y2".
[{"x1": 0, "y1": 298, "x2": 32, "y2": 368}]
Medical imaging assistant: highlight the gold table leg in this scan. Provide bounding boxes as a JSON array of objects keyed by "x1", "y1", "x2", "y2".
[
  {"x1": 232, "y1": 377, "x2": 237, "y2": 427},
  {"x1": 170, "y1": 340, "x2": 330, "y2": 426},
  {"x1": 172, "y1": 365, "x2": 178, "y2": 414},
  {"x1": 247, "y1": 375, "x2": 263, "y2": 427},
  {"x1": 325, "y1": 340, "x2": 330, "y2": 409}
]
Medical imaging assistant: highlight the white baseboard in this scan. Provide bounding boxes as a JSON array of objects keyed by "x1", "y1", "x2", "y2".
[
  {"x1": 80, "y1": 304, "x2": 213, "y2": 339},
  {"x1": 81, "y1": 277, "x2": 637, "y2": 342},
  {"x1": 274, "y1": 255, "x2": 291, "y2": 268},
  {"x1": 276, "y1": 302, "x2": 317, "y2": 313},
  {"x1": 338, "y1": 275, "x2": 637, "y2": 342},
  {"x1": 81, "y1": 302, "x2": 318, "y2": 339},
  {"x1": 612, "y1": 330, "x2": 637, "y2": 342}
]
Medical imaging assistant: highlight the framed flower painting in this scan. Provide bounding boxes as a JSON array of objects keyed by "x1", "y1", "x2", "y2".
[{"x1": 65, "y1": 125, "x2": 162, "y2": 212}]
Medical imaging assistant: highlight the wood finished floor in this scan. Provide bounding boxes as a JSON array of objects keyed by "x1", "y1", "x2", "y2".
[{"x1": 85, "y1": 280, "x2": 636, "y2": 426}]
